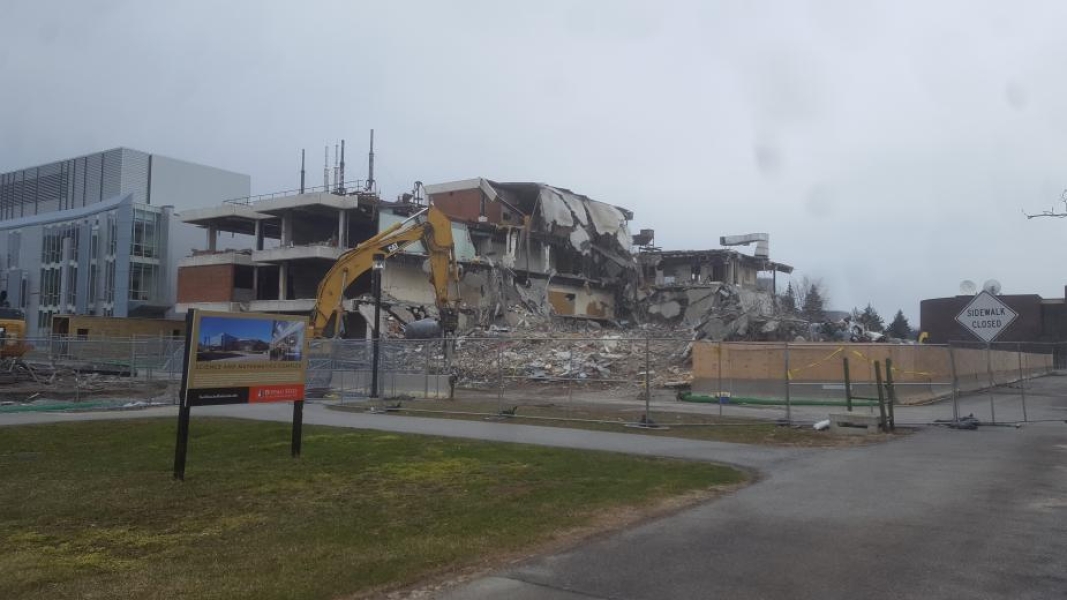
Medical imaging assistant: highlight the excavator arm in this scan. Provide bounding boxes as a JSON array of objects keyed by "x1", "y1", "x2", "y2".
[{"x1": 310, "y1": 206, "x2": 460, "y2": 338}]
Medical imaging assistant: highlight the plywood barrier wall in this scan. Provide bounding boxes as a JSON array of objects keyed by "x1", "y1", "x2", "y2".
[{"x1": 692, "y1": 342, "x2": 1052, "y2": 401}]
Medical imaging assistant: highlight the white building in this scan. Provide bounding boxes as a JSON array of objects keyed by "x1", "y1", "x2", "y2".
[{"x1": 0, "y1": 148, "x2": 249, "y2": 334}]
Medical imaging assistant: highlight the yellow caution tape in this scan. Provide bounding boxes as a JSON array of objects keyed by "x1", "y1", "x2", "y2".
[
  {"x1": 787, "y1": 346, "x2": 844, "y2": 380},
  {"x1": 849, "y1": 348, "x2": 934, "y2": 378}
]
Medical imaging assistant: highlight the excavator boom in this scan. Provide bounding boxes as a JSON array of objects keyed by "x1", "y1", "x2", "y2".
[{"x1": 310, "y1": 206, "x2": 459, "y2": 338}]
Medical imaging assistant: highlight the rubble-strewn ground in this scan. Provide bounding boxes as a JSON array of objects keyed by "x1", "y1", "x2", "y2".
[
  {"x1": 0, "y1": 363, "x2": 177, "y2": 411},
  {"x1": 331, "y1": 399, "x2": 898, "y2": 447}
]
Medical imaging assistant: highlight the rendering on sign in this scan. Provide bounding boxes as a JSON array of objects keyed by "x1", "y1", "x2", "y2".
[
  {"x1": 182, "y1": 310, "x2": 309, "y2": 407},
  {"x1": 955, "y1": 291, "x2": 1018, "y2": 343}
]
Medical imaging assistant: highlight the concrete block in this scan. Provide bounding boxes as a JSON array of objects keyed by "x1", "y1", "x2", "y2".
[{"x1": 829, "y1": 412, "x2": 883, "y2": 435}]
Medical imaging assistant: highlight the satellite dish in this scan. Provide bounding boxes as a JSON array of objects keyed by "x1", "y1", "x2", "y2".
[
  {"x1": 982, "y1": 279, "x2": 1002, "y2": 295},
  {"x1": 959, "y1": 280, "x2": 977, "y2": 295}
]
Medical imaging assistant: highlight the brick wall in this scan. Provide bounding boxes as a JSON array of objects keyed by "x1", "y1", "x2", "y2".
[
  {"x1": 431, "y1": 188, "x2": 503, "y2": 224},
  {"x1": 177, "y1": 264, "x2": 235, "y2": 303}
]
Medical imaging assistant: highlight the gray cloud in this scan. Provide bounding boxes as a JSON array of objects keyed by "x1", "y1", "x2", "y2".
[{"x1": 3, "y1": 0, "x2": 1066, "y2": 322}]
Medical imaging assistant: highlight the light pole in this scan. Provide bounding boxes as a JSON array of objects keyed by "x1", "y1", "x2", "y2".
[{"x1": 370, "y1": 253, "x2": 385, "y2": 399}]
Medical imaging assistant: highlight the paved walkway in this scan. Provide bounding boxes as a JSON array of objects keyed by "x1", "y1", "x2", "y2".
[{"x1": 0, "y1": 403, "x2": 807, "y2": 472}]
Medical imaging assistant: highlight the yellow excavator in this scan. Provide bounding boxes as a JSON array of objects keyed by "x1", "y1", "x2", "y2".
[
  {"x1": 0, "y1": 307, "x2": 30, "y2": 360},
  {"x1": 309, "y1": 205, "x2": 461, "y2": 339}
]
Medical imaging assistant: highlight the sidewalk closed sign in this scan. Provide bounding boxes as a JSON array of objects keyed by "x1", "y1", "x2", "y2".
[{"x1": 955, "y1": 291, "x2": 1018, "y2": 343}]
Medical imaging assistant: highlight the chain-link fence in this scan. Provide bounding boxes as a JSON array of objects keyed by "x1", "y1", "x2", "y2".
[
  {"x1": 4, "y1": 336, "x2": 185, "y2": 406},
  {"x1": 7, "y1": 334, "x2": 1062, "y2": 425}
]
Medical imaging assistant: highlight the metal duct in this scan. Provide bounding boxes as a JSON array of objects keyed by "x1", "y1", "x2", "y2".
[{"x1": 720, "y1": 233, "x2": 770, "y2": 259}]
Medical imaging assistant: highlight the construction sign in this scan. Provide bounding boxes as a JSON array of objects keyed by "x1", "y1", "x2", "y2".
[
  {"x1": 174, "y1": 309, "x2": 310, "y2": 480},
  {"x1": 955, "y1": 291, "x2": 1018, "y2": 343},
  {"x1": 181, "y1": 310, "x2": 308, "y2": 407}
]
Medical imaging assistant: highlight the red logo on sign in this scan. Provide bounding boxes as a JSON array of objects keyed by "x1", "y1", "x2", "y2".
[{"x1": 248, "y1": 384, "x2": 305, "y2": 403}]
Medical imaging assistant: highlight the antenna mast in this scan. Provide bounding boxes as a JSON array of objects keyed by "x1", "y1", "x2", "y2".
[
  {"x1": 366, "y1": 129, "x2": 375, "y2": 193},
  {"x1": 339, "y1": 139, "x2": 346, "y2": 194},
  {"x1": 323, "y1": 146, "x2": 329, "y2": 191},
  {"x1": 300, "y1": 149, "x2": 306, "y2": 194}
]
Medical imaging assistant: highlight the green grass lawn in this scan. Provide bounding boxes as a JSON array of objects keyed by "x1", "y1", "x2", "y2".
[{"x1": 0, "y1": 418, "x2": 743, "y2": 600}]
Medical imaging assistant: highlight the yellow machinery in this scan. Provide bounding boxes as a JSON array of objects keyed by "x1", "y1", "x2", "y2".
[
  {"x1": 310, "y1": 206, "x2": 460, "y2": 338},
  {"x1": 0, "y1": 307, "x2": 30, "y2": 359}
]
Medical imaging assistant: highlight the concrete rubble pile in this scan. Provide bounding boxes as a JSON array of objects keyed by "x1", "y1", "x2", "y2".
[
  {"x1": 450, "y1": 331, "x2": 690, "y2": 389},
  {"x1": 639, "y1": 283, "x2": 808, "y2": 343}
]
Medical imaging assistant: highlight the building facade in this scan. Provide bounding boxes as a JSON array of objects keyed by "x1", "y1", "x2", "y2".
[
  {"x1": 0, "y1": 148, "x2": 249, "y2": 334},
  {"x1": 920, "y1": 291, "x2": 1067, "y2": 344}
]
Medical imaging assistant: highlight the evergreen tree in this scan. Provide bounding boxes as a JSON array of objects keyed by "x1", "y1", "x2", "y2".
[
  {"x1": 886, "y1": 310, "x2": 912, "y2": 339},
  {"x1": 780, "y1": 282, "x2": 798, "y2": 314},
  {"x1": 801, "y1": 284, "x2": 827, "y2": 322},
  {"x1": 858, "y1": 303, "x2": 884, "y2": 332}
]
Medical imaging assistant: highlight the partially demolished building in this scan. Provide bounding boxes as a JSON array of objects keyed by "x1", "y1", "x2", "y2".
[
  {"x1": 175, "y1": 177, "x2": 638, "y2": 334},
  {"x1": 635, "y1": 243, "x2": 795, "y2": 340},
  {"x1": 424, "y1": 178, "x2": 634, "y2": 320},
  {"x1": 174, "y1": 174, "x2": 797, "y2": 341}
]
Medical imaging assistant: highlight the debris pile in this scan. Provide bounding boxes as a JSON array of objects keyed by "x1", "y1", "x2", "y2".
[
  {"x1": 384, "y1": 327, "x2": 692, "y2": 390},
  {"x1": 637, "y1": 283, "x2": 808, "y2": 342}
]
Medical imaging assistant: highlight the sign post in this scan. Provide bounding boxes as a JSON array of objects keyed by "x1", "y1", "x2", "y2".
[
  {"x1": 173, "y1": 310, "x2": 310, "y2": 480},
  {"x1": 955, "y1": 292, "x2": 1017, "y2": 425}
]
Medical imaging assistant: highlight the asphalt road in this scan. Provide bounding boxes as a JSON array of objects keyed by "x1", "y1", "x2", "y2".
[{"x1": 442, "y1": 421, "x2": 1067, "y2": 599}]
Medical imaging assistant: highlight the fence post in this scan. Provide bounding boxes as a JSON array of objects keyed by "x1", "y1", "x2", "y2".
[
  {"x1": 884, "y1": 357, "x2": 896, "y2": 432},
  {"x1": 419, "y1": 343, "x2": 427, "y2": 400},
  {"x1": 644, "y1": 333, "x2": 652, "y2": 423},
  {"x1": 948, "y1": 344, "x2": 960, "y2": 422},
  {"x1": 986, "y1": 343, "x2": 996, "y2": 424},
  {"x1": 567, "y1": 341, "x2": 575, "y2": 417},
  {"x1": 717, "y1": 342, "x2": 724, "y2": 416},
  {"x1": 783, "y1": 342, "x2": 791, "y2": 424},
  {"x1": 842, "y1": 356, "x2": 853, "y2": 412},
  {"x1": 874, "y1": 361, "x2": 888, "y2": 432},
  {"x1": 497, "y1": 341, "x2": 504, "y2": 414},
  {"x1": 130, "y1": 337, "x2": 136, "y2": 380},
  {"x1": 1017, "y1": 342, "x2": 1027, "y2": 423}
]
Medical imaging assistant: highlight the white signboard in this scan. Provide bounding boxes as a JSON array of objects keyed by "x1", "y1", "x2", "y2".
[{"x1": 955, "y1": 291, "x2": 1018, "y2": 343}]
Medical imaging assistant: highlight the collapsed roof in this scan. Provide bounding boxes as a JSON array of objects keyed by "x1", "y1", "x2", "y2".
[{"x1": 425, "y1": 178, "x2": 636, "y2": 278}]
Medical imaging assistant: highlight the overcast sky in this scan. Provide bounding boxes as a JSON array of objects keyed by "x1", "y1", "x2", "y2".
[{"x1": 3, "y1": 0, "x2": 1067, "y2": 323}]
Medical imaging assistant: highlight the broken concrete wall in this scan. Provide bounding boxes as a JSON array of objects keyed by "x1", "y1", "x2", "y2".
[
  {"x1": 527, "y1": 184, "x2": 634, "y2": 281},
  {"x1": 546, "y1": 282, "x2": 615, "y2": 320},
  {"x1": 637, "y1": 283, "x2": 801, "y2": 342}
]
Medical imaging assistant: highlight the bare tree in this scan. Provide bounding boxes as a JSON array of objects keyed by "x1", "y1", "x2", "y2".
[
  {"x1": 1025, "y1": 189, "x2": 1067, "y2": 219},
  {"x1": 790, "y1": 276, "x2": 830, "y2": 321}
]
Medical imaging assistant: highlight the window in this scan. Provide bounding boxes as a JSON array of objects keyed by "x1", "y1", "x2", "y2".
[
  {"x1": 67, "y1": 266, "x2": 77, "y2": 307},
  {"x1": 103, "y1": 260, "x2": 115, "y2": 304},
  {"x1": 40, "y1": 223, "x2": 79, "y2": 265},
  {"x1": 87, "y1": 263, "x2": 98, "y2": 309},
  {"x1": 38, "y1": 268, "x2": 61, "y2": 307},
  {"x1": 107, "y1": 213, "x2": 117, "y2": 256},
  {"x1": 129, "y1": 262, "x2": 156, "y2": 301},
  {"x1": 132, "y1": 209, "x2": 160, "y2": 258}
]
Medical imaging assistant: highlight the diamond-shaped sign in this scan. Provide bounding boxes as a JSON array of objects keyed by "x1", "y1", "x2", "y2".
[{"x1": 955, "y1": 291, "x2": 1018, "y2": 343}]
